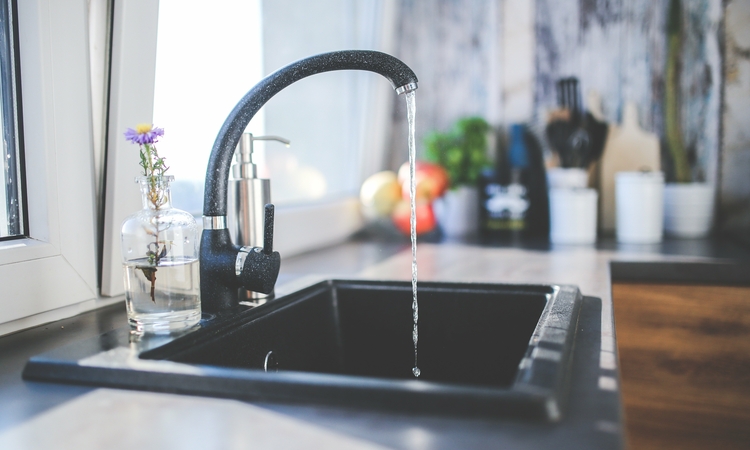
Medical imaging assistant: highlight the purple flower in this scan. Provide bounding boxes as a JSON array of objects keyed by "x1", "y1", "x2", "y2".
[{"x1": 124, "y1": 124, "x2": 164, "y2": 145}]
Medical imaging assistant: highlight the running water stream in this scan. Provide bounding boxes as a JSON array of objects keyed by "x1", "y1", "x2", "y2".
[{"x1": 405, "y1": 91, "x2": 420, "y2": 378}]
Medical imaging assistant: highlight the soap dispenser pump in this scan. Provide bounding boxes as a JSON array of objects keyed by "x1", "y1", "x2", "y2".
[{"x1": 227, "y1": 132, "x2": 290, "y2": 303}]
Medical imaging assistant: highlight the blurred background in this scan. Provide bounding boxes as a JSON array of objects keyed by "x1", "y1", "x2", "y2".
[{"x1": 150, "y1": 0, "x2": 749, "y2": 246}]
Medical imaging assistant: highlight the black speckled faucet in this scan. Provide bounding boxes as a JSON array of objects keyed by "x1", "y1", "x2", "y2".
[{"x1": 200, "y1": 50, "x2": 418, "y2": 312}]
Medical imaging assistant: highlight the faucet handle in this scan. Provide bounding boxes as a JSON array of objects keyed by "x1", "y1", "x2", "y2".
[
  {"x1": 236, "y1": 245, "x2": 281, "y2": 295},
  {"x1": 233, "y1": 203, "x2": 278, "y2": 295},
  {"x1": 263, "y1": 204, "x2": 274, "y2": 255}
]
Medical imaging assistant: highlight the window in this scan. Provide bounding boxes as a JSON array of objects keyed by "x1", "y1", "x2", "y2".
[
  {"x1": 151, "y1": 0, "x2": 396, "y2": 211},
  {"x1": 152, "y1": 0, "x2": 265, "y2": 214},
  {"x1": 101, "y1": 0, "x2": 398, "y2": 296},
  {"x1": 0, "y1": 0, "x2": 401, "y2": 329},
  {"x1": 0, "y1": 0, "x2": 100, "y2": 332},
  {"x1": 0, "y1": 0, "x2": 24, "y2": 239}
]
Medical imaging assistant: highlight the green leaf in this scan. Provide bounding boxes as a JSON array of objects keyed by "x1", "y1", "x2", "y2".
[{"x1": 423, "y1": 117, "x2": 490, "y2": 187}]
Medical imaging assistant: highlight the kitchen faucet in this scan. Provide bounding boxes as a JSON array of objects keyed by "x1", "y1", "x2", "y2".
[{"x1": 199, "y1": 50, "x2": 419, "y2": 312}]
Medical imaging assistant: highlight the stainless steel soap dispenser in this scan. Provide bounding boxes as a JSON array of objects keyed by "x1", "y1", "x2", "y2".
[{"x1": 228, "y1": 132, "x2": 290, "y2": 303}]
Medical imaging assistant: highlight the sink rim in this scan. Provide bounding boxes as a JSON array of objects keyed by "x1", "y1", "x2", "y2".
[{"x1": 24, "y1": 279, "x2": 582, "y2": 421}]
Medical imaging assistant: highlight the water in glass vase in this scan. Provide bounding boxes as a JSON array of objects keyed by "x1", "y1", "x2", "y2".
[
  {"x1": 121, "y1": 175, "x2": 200, "y2": 333},
  {"x1": 124, "y1": 256, "x2": 200, "y2": 333}
]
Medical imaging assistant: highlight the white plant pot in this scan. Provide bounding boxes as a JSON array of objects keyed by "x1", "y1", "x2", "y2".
[
  {"x1": 434, "y1": 186, "x2": 479, "y2": 237},
  {"x1": 663, "y1": 183, "x2": 715, "y2": 238}
]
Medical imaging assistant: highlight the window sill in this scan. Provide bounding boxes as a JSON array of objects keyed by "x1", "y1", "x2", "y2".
[{"x1": 274, "y1": 196, "x2": 364, "y2": 257}]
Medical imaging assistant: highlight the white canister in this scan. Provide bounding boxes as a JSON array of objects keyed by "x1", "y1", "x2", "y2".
[
  {"x1": 549, "y1": 188, "x2": 598, "y2": 244},
  {"x1": 615, "y1": 171, "x2": 664, "y2": 244},
  {"x1": 663, "y1": 183, "x2": 715, "y2": 238},
  {"x1": 547, "y1": 167, "x2": 589, "y2": 189}
]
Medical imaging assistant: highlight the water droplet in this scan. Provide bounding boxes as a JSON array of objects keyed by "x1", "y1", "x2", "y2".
[{"x1": 412, "y1": 367, "x2": 421, "y2": 377}]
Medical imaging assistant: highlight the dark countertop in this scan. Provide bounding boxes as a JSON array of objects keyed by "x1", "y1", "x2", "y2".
[
  {"x1": 356, "y1": 224, "x2": 750, "y2": 262},
  {"x1": 0, "y1": 235, "x2": 747, "y2": 448}
]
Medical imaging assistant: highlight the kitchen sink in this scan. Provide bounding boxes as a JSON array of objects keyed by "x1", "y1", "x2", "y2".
[{"x1": 24, "y1": 279, "x2": 582, "y2": 420}]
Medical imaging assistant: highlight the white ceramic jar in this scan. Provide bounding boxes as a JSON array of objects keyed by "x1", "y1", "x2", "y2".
[
  {"x1": 549, "y1": 188, "x2": 598, "y2": 244},
  {"x1": 615, "y1": 171, "x2": 664, "y2": 244}
]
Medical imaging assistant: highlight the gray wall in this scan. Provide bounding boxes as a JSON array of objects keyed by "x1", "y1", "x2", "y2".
[
  {"x1": 535, "y1": 0, "x2": 721, "y2": 184},
  {"x1": 388, "y1": 0, "x2": 505, "y2": 168},
  {"x1": 721, "y1": 0, "x2": 750, "y2": 234},
  {"x1": 390, "y1": 0, "x2": 749, "y2": 233}
]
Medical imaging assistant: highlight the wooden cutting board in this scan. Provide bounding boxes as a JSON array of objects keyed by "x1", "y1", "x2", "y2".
[{"x1": 599, "y1": 102, "x2": 661, "y2": 232}]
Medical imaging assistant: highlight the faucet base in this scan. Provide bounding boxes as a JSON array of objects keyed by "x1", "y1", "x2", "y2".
[{"x1": 200, "y1": 228, "x2": 281, "y2": 313}]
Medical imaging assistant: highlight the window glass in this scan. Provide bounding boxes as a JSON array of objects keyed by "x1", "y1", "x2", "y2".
[
  {"x1": 0, "y1": 0, "x2": 24, "y2": 239},
  {"x1": 153, "y1": 0, "x2": 265, "y2": 214},
  {"x1": 258, "y1": 0, "x2": 363, "y2": 206},
  {"x1": 153, "y1": 0, "x2": 375, "y2": 213}
]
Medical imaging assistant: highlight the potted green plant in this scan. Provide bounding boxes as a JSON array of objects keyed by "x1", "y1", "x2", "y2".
[
  {"x1": 424, "y1": 117, "x2": 491, "y2": 237},
  {"x1": 662, "y1": 0, "x2": 715, "y2": 238}
]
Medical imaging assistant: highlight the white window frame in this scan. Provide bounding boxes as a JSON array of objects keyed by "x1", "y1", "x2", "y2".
[
  {"x1": 0, "y1": 0, "x2": 401, "y2": 330},
  {"x1": 100, "y1": 0, "x2": 399, "y2": 296},
  {"x1": 100, "y1": 0, "x2": 160, "y2": 296},
  {"x1": 0, "y1": 0, "x2": 104, "y2": 333}
]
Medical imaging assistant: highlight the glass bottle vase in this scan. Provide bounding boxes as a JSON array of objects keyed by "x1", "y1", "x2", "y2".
[{"x1": 121, "y1": 176, "x2": 200, "y2": 333}]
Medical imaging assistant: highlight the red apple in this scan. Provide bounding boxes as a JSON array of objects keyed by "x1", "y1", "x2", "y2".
[
  {"x1": 398, "y1": 161, "x2": 450, "y2": 201},
  {"x1": 391, "y1": 199, "x2": 437, "y2": 235}
]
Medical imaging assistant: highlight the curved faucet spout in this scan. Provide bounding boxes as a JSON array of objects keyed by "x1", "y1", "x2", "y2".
[
  {"x1": 203, "y1": 50, "x2": 418, "y2": 217},
  {"x1": 199, "y1": 50, "x2": 417, "y2": 312}
]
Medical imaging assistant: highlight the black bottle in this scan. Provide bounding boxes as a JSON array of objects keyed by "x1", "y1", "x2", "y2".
[{"x1": 479, "y1": 124, "x2": 549, "y2": 239}]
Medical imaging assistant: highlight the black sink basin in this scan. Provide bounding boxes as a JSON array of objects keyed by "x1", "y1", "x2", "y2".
[{"x1": 24, "y1": 279, "x2": 582, "y2": 420}]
